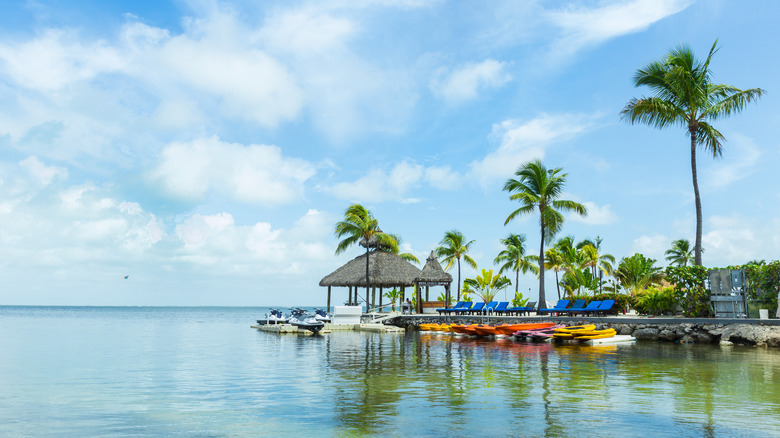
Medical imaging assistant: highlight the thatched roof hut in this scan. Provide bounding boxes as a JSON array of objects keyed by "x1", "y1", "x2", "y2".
[
  {"x1": 416, "y1": 251, "x2": 453, "y2": 285},
  {"x1": 319, "y1": 249, "x2": 422, "y2": 312},
  {"x1": 414, "y1": 251, "x2": 453, "y2": 311},
  {"x1": 319, "y1": 249, "x2": 422, "y2": 288}
]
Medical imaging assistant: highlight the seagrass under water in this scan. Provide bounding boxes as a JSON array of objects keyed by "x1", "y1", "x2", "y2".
[{"x1": 0, "y1": 306, "x2": 778, "y2": 437}]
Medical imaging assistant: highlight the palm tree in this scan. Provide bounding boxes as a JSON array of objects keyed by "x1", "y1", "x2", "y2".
[
  {"x1": 543, "y1": 248, "x2": 564, "y2": 300},
  {"x1": 464, "y1": 269, "x2": 511, "y2": 304},
  {"x1": 578, "y1": 236, "x2": 615, "y2": 293},
  {"x1": 503, "y1": 160, "x2": 587, "y2": 309},
  {"x1": 621, "y1": 40, "x2": 764, "y2": 266},
  {"x1": 335, "y1": 204, "x2": 398, "y2": 304},
  {"x1": 614, "y1": 253, "x2": 663, "y2": 296},
  {"x1": 435, "y1": 230, "x2": 477, "y2": 301},
  {"x1": 665, "y1": 238, "x2": 697, "y2": 267},
  {"x1": 494, "y1": 234, "x2": 540, "y2": 296},
  {"x1": 384, "y1": 233, "x2": 420, "y2": 264}
]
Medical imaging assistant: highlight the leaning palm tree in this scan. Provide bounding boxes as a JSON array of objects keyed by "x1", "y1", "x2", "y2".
[
  {"x1": 494, "y1": 233, "x2": 540, "y2": 295},
  {"x1": 665, "y1": 238, "x2": 697, "y2": 267},
  {"x1": 435, "y1": 230, "x2": 477, "y2": 301},
  {"x1": 335, "y1": 204, "x2": 398, "y2": 304},
  {"x1": 621, "y1": 40, "x2": 764, "y2": 266},
  {"x1": 504, "y1": 160, "x2": 587, "y2": 309}
]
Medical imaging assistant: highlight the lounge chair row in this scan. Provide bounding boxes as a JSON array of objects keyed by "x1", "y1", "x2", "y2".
[
  {"x1": 537, "y1": 299, "x2": 616, "y2": 316},
  {"x1": 436, "y1": 301, "x2": 537, "y2": 316}
]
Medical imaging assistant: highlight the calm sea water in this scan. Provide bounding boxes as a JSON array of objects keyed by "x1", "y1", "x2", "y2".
[{"x1": 1, "y1": 306, "x2": 779, "y2": 437}]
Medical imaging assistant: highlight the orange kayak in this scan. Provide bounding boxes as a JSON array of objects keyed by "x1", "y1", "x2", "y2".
[
  {"x1": 473, "y1": 325, "x2": 503, "y2": 336},
  {"x1": 449, "y1": 324, "x2": 471, "y2": 334},
  {"x1": 494, "y1": 322, "x2": 556, "y2": 336}
]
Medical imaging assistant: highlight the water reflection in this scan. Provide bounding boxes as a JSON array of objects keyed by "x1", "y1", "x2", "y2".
[{"x1": 313, "y1": 331, "x2": 780, "y2": 436}]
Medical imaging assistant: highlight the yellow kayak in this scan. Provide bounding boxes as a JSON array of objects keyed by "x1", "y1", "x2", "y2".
[
  {"x1": 554, "y1": 324, "x2": 596, "y2": 334},
  {"x1": 419, "y1": 323, "x2": 442, "y2": 331},
  {"x1": 575, "y1": 329, "x2": 617, "y2": 340}
]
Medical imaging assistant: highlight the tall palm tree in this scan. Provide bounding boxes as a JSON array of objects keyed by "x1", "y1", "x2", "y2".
[
  {"x1": 435, "y1": 230, "x2": 477, "y2": 301},
  {"x1": 577, "y1": 236, "x2": 615, "y2": 293},
  {"x1": 494, "y1": 233, "x2": 540, "y2": 295},
  {"x1": 665, "y1": 238, "x2": 697, "y2": 267},
  {"x1": 503, "y1": 160, "x2": 587, "y2": 309},
  {"x1": 621, "y1": 40, "x2": 764, "y2": 266},
  {"x1": 335, "y1": 204, "x2": 398, "y2": 304}
]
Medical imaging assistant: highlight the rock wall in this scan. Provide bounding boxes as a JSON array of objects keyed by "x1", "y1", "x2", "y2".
[{"x1": 387, "y1": 316, "x2": 780, "y2": 347}]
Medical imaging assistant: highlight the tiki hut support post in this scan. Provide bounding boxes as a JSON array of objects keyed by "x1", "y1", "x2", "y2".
[
  {"x1": 379, "y1": 287, "x2": 383, "y2": 309},
  {"x1": 425, "y1": 285, "x2": 429, "y2": 302},
  {"x1": 327, "y1": 286, "x2": 332, "y2": 312}
]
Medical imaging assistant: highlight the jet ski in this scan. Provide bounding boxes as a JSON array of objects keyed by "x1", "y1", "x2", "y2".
[
  {"x1": 257, "y1": 308, "x2": 287, "y2": 325},
  {"x1": 313, "y1": 308, "x2": 331, "y2": 323},
  {"x1": 288, "y1": 308, "x2": 325, "y2": 334}
]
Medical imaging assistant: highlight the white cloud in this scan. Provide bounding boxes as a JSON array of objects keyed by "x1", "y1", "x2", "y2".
[
  {"x1": 259, "y1": 8, "x2": 355, "y2": 54},
  {"x1": 470, "y1": 113, "x2": 596, "y2": 187},
  {"x1": 148, "y1": 136, "x2": 316, "y2": 205},
  {"x1": 570, "y1": 202, "x2": 618, "y2": 225},
  {"x1": 706, "y1": 133, "x2": 761, "y2": 189},
  {"x1": 430, "y1": 59, "x2": 511, "y2": 103},
  {"x1": 19, "y1": 156, "x2": 67, "y2": 186},
  {"x1": 0, "y1": 29, "x2": 124, "y2": 91},
  {"x1": 631, "y1": 233, "x2": 669, "y2": 261},
  {"x1": 546, "y1": 0, "x2": 693, "y2": 59},
  {"x1": 330, "y1": 160, "x2": 461, "y2": 202}
]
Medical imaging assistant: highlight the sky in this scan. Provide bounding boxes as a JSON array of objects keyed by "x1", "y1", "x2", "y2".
[{"x1": 0, "y1": 0, "x2": 778, "y2": 307}]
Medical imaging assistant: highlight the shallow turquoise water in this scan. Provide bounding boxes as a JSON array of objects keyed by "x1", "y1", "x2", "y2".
[{"x1": 1, "y1": 306, "x2": 779, "y2": 437}]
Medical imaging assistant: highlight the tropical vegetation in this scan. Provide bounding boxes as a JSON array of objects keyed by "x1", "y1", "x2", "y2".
[
  {"x1": 503, "y1": 160, "x2": 587, "y2": 309},
  {"x1": 463, "y1": 269, "x2": 511, "y2": 304},
  {"x1": 335, "y1": 204, "x2": 398, "y2": 304},
  {"x1": 665, "y1": 239, "x2": 697, "y2": 267},
  {"x1": 494, "y1": 233, "x2": 539, "y2": 295},
  {"x1": 435, "y1": 230, "x2": 477, "y2": 301},
  {"x1": 622, "y1": 40, "x2": 764, "y2": 266}
]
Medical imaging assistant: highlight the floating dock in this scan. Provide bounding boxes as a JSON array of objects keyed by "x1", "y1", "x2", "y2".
[
  {"x1": 584, "y1": 335, "x2": 636, "y2": 345},
  {"x1": 252, "y1": 323, "x2": 404, "y2": 334}
]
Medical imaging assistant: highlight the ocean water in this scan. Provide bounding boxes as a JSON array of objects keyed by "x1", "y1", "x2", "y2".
[{"x1": 1, "y1": 306, "x2": 779, "y2": 437}]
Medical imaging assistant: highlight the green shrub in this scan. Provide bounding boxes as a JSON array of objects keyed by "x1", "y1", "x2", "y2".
[
  {"x1": 591, "y1": 292, "x2": 631, "y2": 313},
  {"x1": 744, "y1": 261, "x2": 780, "y2": 310},
  {"x1": 634, "y1": 287, "x2": 679, "y2": 315},
  {"x1": 665, "y1": 265, "x2": 712, "y2": 317}
]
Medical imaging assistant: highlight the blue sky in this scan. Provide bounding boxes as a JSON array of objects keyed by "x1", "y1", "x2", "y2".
[{"x1": 0, "y1": 0, "x2": 777, "y2": 306}]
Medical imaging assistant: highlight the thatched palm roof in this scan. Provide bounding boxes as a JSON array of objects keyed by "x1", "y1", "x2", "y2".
[
  {"x1": 319, "y1": 249, "x2": 422, "y2": 287},
  {"x1": 416, "y1": 251, "x2": 452, "y2": 285}
]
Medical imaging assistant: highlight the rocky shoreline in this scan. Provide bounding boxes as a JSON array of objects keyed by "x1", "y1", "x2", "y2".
[{"x1": 387, "y1": 315, "x2": 780, "y2": 348}]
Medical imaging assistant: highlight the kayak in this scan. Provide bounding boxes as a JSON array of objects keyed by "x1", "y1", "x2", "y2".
[
  {"x1": 494, "y1": 322, "x2": 556, "y2": 336},
  {"x1": 419, "y1": 323, "x2": 441, "y2": 331},
  {"x1": 552, "y1": 324, "x2": 597, "y2": 340},
  {"x1": 515, "y1": 324, "x2": 566, "y2": 339},
  {"x1": 450, "y1": 324, "x2": 471, "y2": 334},
  {"x1": 575, "y1": 329, "x2": 617, "y2": 340},
  {"x1": 472, "y1": 325, "x2": 503, "y2": 336}
]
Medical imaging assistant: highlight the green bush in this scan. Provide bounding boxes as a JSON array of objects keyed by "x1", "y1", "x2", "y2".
[
  {"x1": 633, "y1": 287, "x2": 679, "y2": 315},
  {"x1": 665, "y1": 265, "x2": 711, "y2": 317},
  {"x1": 591, "y1": 292, "x2": 631, "y2": 313},
  {"x1": 744, "y1": 261, "x2": 780, "y2": 310}
]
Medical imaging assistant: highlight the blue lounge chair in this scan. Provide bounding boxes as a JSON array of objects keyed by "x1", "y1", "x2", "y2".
[
  {"x1": 589, "y1": 299, "x2": 616, "y2": 316},
  {"x1": 507, "y1": 301, "x2": 536, "y2": 316},
  {"x1": 436, "y1": 301, "x2": 468, "y2": 315},
  {"x1": 538, "y1": 299, "x2": 570, "y2": 315},
  {"x1": 569, "y1": 300, "x2": 602, "y2": 316},
  {"x1": 459, "y1": 302, "x2": 484, "y2": 315},
  {"x1": 557, "y1": 299, "x2": 587, "y2": 315},
  {"x1": 492, "y1": 302, "x2": 510, "y2": 315},
  {"x1": 482, "y1": 301, "x2": 500, "y2": 314}
]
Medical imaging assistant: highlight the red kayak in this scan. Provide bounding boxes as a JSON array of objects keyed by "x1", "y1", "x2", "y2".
[
  {"x1": 514, "y1": 324, "x2": 565, "y2": 339},
  {"x1": 494, "y1": 322, "x2": 556, "y2": 336}
]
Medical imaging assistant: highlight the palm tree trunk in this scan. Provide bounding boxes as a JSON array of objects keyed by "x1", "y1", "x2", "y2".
[
  {"x1": 515, "y1": 268, "x2": 519, "y2": 295},
  {"x1": 555, "y1": 270, "x2": 561, "y2": 300},
  {"x1": 365, "y1": 247, "x2": 370, "y2": 308},
  {"x1": 457, "y1": 258, "x2": 462, "y2": 301},
  {"x1": 538, "y1": 221, "x2": 546, "y2": 309},
  {"x1": 690, "y1": 129, "x2": 703, "y2": 266}
]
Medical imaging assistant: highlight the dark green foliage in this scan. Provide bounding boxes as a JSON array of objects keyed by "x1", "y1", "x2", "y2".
[
  {"x1": 591, "y1": 292, "x2": 631, "y2": 314},
  {"x1": 743, "y1": 261, "x2": 780, "y2": 310},
  {"x1": 665, "y1": 265, "x2": 711, "y2": 317}
]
